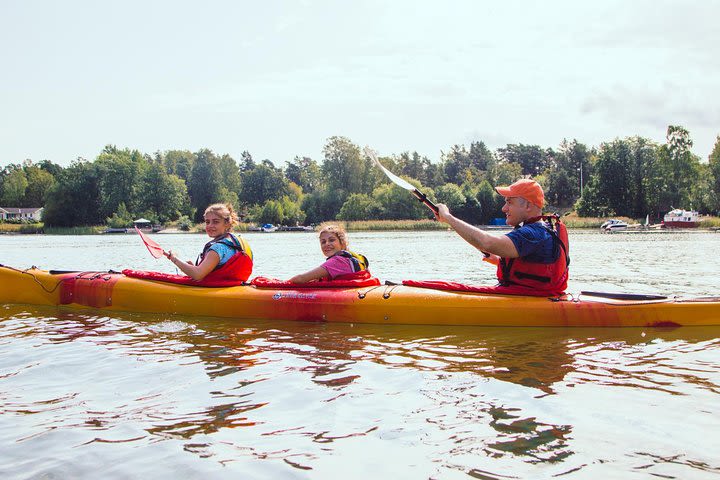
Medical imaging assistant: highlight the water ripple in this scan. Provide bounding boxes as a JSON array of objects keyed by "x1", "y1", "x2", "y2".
[{"x1": 1, "y1": 306, "x2": 719, "y2": 478}]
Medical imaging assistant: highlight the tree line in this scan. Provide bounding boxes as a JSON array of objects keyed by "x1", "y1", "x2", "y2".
[{"x1": 1, "y1": 126, "x2": 719, "y2": 228}]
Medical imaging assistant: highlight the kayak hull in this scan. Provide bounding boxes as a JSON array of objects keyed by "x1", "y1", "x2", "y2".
[{"x1": 2, "y1": 266, "x2": 719, "y2": 327}]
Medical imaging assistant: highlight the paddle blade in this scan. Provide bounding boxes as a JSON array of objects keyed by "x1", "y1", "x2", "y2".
[
  {"x1": 364, "y1": 146, "x2": 439, "y2": 215},
  {"x1": 364, "y1": 146, "x2": 416, "y2": 192},
  {"x1": 135, "y1": 226, "x2": 164, "y2": 258}
]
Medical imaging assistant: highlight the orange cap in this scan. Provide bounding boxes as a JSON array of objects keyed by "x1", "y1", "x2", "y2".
[{"x1": 495, "y1": 178, "x2": 544, "y2": 208}]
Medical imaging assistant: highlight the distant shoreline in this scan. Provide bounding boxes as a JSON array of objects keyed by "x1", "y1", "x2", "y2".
[{"x1": 2, "y1": 219, "x2": 719, "y2": 235}]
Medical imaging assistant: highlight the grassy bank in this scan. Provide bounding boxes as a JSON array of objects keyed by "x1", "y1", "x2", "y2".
[
  {"x1": 43, "y1": 226, "x2": 106, "y2": 235},
  {"x1": 560, "y1": 214, "x2": 623, "y2": 228},
  {"x1": 0, "y1": 223, "x2": 44, "y2": 234},
  {"x1": 180, "y1": 220, "x2": 448, "y2": 233},
  {"x1": 331, "y1": 220, "x2": 448, "y2": 231},
  {"x1": 0, "y1": 223, "x2": 108, "y2": 235},
  {"x1": 700, "y1": 216, "x2": 720, "y2": 228}
]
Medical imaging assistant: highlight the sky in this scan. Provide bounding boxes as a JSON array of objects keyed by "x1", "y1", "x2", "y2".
[{"x1": 1, "y1": 0, "x2": 719, "y2": 168}]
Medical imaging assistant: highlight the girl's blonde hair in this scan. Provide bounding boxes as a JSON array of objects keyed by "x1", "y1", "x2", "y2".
[
  {"x1": 319, "y1": 223, "x2": 348, "y2": 250},
  {"x1": 204, "y1": 203, "x2": 238, "y2": 229}
]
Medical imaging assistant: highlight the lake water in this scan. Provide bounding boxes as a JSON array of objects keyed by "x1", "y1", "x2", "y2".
[{"x1": 1, "y1": 230, "x2": 719, "y2": 479}]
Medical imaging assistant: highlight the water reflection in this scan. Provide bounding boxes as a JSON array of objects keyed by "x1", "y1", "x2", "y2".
[{"x1": 1, "y1": 305, "x2": 719, "y2": 478}]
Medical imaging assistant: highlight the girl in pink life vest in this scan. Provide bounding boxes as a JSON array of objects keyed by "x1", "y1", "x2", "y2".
[
  {"x1": 164, "y1": 203, "x2": 253, "y2": 282},
  {"x1": 288, "y1": 224, "x2": 369, "y2": 284}
]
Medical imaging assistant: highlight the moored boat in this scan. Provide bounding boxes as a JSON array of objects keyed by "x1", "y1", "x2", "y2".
[
  {"x1": 2, "y1": 265, "x2": 719, "y2": 328},
  {"x1": 600, "y1": 219, "x2": 628, "y2": 233},
  {"x1": 663, "y1": 208, "x2": 700, "y2": 228}
]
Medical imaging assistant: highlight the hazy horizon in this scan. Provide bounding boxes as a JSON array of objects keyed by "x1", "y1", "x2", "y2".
[{"x1": 2, "y1": 0, "x2": 718, "y2": 168}]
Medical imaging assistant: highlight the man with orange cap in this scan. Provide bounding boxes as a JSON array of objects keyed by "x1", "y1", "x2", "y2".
[{"x1": 435, "y1": 178, "x2": 569, "y2": 295}]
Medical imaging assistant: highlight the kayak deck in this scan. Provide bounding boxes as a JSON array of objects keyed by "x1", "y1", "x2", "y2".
[{"x1": 1, "y1": 265, "x2": 719, "y2": 327}]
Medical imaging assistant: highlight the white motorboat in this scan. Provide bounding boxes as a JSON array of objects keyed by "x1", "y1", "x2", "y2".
[{"x1": 600, "y1": 219, "x2": 628, "y2": 233}]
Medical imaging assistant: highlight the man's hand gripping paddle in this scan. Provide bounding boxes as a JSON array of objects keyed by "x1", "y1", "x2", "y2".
[
  {"x1": 364, "y1": 146, "x2": 439, "y2": 215},
  {"x1": 135, "y1": 226, "x2": 165, "y2": 259}
]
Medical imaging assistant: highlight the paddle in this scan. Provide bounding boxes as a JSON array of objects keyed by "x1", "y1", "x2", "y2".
[
  {"x1": 364, "y1": 146, "x2": 494, "y2": 262},
  {"x1": 364, "y1": 146, "x2": 439, "y2": 215},
  {"x1": 134, "y1": 226, "x2": 165, "y2": 259}
]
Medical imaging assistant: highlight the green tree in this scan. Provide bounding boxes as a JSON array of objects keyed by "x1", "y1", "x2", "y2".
[
  {"x1": 543, "y1": 139, "x2": 592, "y2": 208},
  {"x1": 708, "y1": 135, "x2": 720, "y2": 214},
  {"x1": 238, "y1": 150, "x2": 255, "y2": 173},
  {"x1": 489, "y1": 161, "x2": 523, "y2": 187},
  {"x1": 476, "y1": 180, "x2": 502, "y2": 223},
  {"x1": 442, "y1": 144, "x2": 470, "y2": 185},
  {"x1": 373, "y1": 180, "x2": 433, "y2": 220},
  {"x1": 218, "y1": 154, "x2": 242, "y2": 197},
  {"x1": 322, "y1": 136, "x2": 372, "y2": 197},
  {"x1": 654, "y1": 125, "x2": 702, "y2": 213},
  {"x1": 575, "y1": 182, "x2": 614, "y2": 217},
  {"x1": 23, "y1": 165, "x2": 55, "y2": 207},
  {"x1": 583, "y1": 139, "x2": 632, "y2": 216},
  {"x1": 258, "y1": 199, "x2": 284, "y2": 224},
  {"x1": 301, "y1": 187, "x2": 349, "y2": 224},
  {"x1": 106, "y1": 202, "x2": 133, "y2": 228},
  {"x1": 37, "y1": 160, "x2": 63, "y2": 178},
  {"x1": 163, "y1": 150, "x2": 195, "y2": 183},
  {"x1": 687, "y1": 163, "x2": 714, "y2": 213},
  {"x1": 574, "y1": 136, "x2": 659, "y2": 217},
  {"x1": 497, "y1": 144, "x2": 549, "y2": 176},
  {"x1": 0, "y1": 168, "x2": 28, "y2": 205},
  {"x1": 468, "y1": 141, "x2": 495, "y2": 172},
  {"x1": 95, "y1": 145, "x2": 148, "y2": 219},
  {"x1": 139, "y1": 163, "x2": 191, "y2": 222},
  {"x1": 188, "y1": 149, "x2": 223, "y2": 222},
  {"x1": 337, "y1": 193, "x2": 382, "y2": 220},
  {"x1": 395, "y1": 151, "x2": 434, "y2": 186},
  {"x1": 452, "y1": 182, "x2": 483, "y2": 223},
  {"x1": 240, "y1": 161, "x2": 290, "y2": 207},
  {"x1": 424, "y1": 161, "x2": 446, "y2": 189},
  {"x1": 279, "y1": 196, "x2": 305, "y2": 225},
  {"x1": 43, "y1": 160, "x2": 102, "y2": 226},
  {"x1": 543, "y1": 168, "x2": 574, "y2": 208},
  {"x1": 434, "y1": 183, "x2": 466, "y2": 211},
  {"x1": 441, "y1": 143, "x2": 493, "y2": 185},
  {"x1": 285, "y1": 156, "x2": 323, "y2": 193}
]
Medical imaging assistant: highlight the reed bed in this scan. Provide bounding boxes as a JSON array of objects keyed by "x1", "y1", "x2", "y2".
[
  {"x1": 0, "y1": 223, "x2": 44, "y2": 234},
  {"x1": 341, "y1": 219, "x2": 447, "y2": 231},
  {"x1": 42, "y1": 226, "x2": 105, "y2": 235},
  {"x1": 699, "y1": 216, "x2": 720, "y2": 228}
]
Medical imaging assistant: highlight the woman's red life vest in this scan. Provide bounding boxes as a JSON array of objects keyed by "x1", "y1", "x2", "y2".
[
  {"x1": 495, "y1": 215, "x2": 570, "y2": 296},
  {"x1": 197, "y1": 233, "x2": 254, "y2": 283}
]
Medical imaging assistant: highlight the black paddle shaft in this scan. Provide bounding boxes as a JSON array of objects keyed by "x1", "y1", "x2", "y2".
[{"x1": 412, "y1": 189, "x2": 439, "y2": 215}]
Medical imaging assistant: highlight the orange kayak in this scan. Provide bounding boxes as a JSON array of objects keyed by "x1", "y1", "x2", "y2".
[{"x1": 1, "y1": 265, "x2": 719, "y2": 327}]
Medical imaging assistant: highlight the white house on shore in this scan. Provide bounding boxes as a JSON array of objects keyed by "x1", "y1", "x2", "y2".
[{"x1": 0, "y1": 207, "x2": 44, "y2": 222}]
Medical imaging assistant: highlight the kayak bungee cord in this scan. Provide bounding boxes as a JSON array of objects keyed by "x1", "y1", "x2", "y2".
[
  {"x1": 357, "y1": 284, "x2": 383, "y2": 299},
  {"x1": 1, "y1": 264, "x2": 64, "y2": 294},
  {"x1": 382, "y1": 283, "x2": 400, "y2": 299},
  {"x1": 0, "y1": 265, "x2": 118, "y2": 294}
]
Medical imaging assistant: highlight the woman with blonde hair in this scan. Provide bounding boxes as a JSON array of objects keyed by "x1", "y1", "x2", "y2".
[{"x1": 165, "y1": 203, "x2": 253, "y2": 282}]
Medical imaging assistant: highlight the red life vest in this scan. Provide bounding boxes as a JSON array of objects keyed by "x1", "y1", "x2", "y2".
[
  {"x1": 197, "y1": 233, "x2": 254, "y2": 283},
  {"x1": 495, "y1": 215, "x2": 570, "y2": 296}
]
